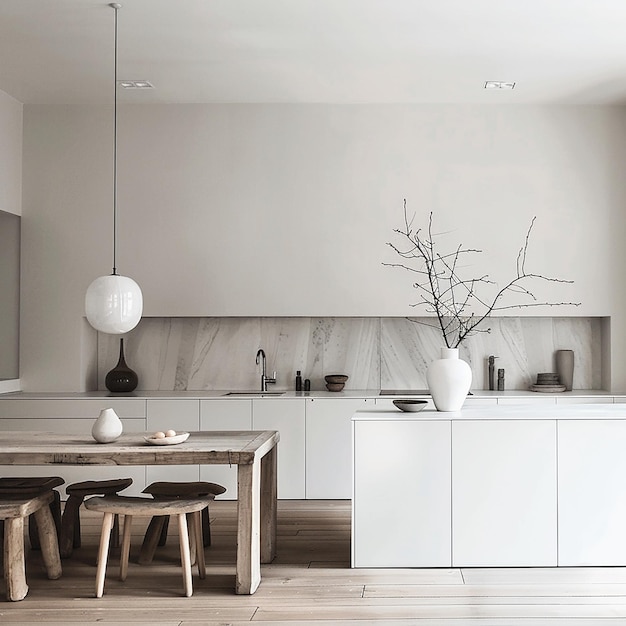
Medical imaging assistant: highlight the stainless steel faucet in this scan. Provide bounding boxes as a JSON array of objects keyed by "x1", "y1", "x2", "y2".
[{"x1": 256, "y1": 349, "x2": 276, "y2": 391}]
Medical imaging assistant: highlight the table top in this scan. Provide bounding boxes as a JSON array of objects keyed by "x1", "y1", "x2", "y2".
[{"x1": 0, "y1": 430, "x2": 279, "y2": 466}]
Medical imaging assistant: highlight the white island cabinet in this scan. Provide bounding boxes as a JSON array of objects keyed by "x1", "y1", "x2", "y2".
[
  {"x1": 452, "y1": 419, "x2": 557, "y2": 566},
  {"x1": 558, "y1": 419, "x2": 626, "y2": 565},
  {"x1": 352, "y1": 416, "x2": 451, "y2": 567},
  {"x1": 352, "y1": 404, "x2": 626, "y2": 568},
  {"x1": 305, "y1": 397, "x2": 373, "y2": 499}
]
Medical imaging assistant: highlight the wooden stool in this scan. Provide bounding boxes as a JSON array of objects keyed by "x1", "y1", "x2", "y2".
[
  {"x1": 138, "y1": 481, "x2": 226, "y2": 565},
  {"x1": 84, "y1": 495, "x2": 210, "y2": 598},
  {"x1": 0, "y1": 492, "x2": 62, "y2": 601},
  {"x1": 0, "y1": 477, "x2": 64, "y2": 550},
  {"x1": 59, "y1": 478, "x2": 133, "y2": 558}
]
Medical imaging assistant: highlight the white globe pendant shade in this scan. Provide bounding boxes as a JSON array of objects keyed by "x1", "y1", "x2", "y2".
[{"x1": 85, "y1": 274, "x2": 143, "y2": 334}]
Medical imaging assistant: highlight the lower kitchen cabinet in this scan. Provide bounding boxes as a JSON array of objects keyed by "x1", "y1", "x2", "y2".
[
  {"x1": 558, "y1": 419, "x2": 626, "y2": 565},
  {"x1": 252, "y1": 398, "x2": 305, "y2": 499},
  {"x1": 305, "y1": 397, "x2": 373, "y2": 499},
  {"x1": 352, "y1": 418, "x2": 451, "y2": 567},
  {"x1": 452, "y1": 419, "x2": 557, "y2": 567},
  {"x1": 200, "y1": 399, "x2": 252, "y2": 500},
  {"x1": 146, "y1": 399, "x2": 200, "y2": 485}
]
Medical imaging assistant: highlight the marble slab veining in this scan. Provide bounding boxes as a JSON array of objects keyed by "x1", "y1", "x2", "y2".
[{"x1": 97, "y1": 316, "x2": 601, "y2": 392}]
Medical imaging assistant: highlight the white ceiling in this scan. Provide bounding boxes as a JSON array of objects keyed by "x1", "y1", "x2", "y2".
[{"x1": 2, "y1": 0, "x2": 626, "y2": 105}]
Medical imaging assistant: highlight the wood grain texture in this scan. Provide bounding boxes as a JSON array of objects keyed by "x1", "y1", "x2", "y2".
[{"x1": 0, "y1": 430, "x2": 279, "y2": 466}]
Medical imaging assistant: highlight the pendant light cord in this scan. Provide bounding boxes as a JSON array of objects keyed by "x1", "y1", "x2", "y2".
[{"x1": 110, "y1": 3, "x2": 121, "y2": 276}]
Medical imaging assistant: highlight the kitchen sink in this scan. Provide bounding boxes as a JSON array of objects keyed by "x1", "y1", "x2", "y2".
[{"x1": 224, "y1": 391, "x2": 285, "y2": 396}]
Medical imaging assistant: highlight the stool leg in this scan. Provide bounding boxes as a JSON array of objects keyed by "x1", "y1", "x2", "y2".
[
  {"x1": 60, "y1": 494, "x2": 84, "y2": 558},
  {"x1": 202, "y1": 506, "x2": 211, "y2": 547},
  {"x1": 177, "y1": 513, "x2": 193, "y2": 597},
  {"x1": 188, "y1": 512, "x2": 197, "y2": 567},
  {"x1": 119, "y1": 515, "x2": 133, "y2": 582},
  {"x1": 111, "y1": 514, "x2": 120, "y2": 549},
  {"x1": 4, "y1": 517, "x2": 28, "y2": 601},
  {"x1": 138, "y1": 516, "x2": 167, "y2": 565},
  {"x1": 95, "y1": 513, "x2": 114, "y2": 598},
  {"x1": 32, "y1": 491, "x2": 63, "y2": 552},
  {"x1": 33, "y1": 506, "x2": 62, "y2": 580},
  {"x1": 192, "y1": 510, "x2": 206, "y2": 579},
  {"x1": 158, "y1": 516, "x2": 169, "y2": 546},
  {"x1": 28, "y1": 513, "x2": 40, "y2": 550}
]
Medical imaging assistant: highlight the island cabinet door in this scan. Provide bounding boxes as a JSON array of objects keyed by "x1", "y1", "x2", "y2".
[
  {"x1": 558, "y1": 419, "x2": 626, "y2": 565},
  {"x1": 305, "y1": 398, "x2": 373, "y2": 499},
  {"x1": 352, "y1": 419, "x2": 452, "y2": 568},
  {"x1": 452, "y1": 419, "x2": 557, "y2": 567},
  {"x1": 252, "y1": 399, "x2": 306, "y2": 499},
  {"x1": 199, "y1": 399, "x2": 252, "y2": 500}
]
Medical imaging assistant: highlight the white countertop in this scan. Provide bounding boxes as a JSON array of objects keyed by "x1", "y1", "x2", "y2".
[
  {"x1": 1, "y1": 389, "x2": 624, "y2": 400},
  {"x1": 353, "y1": 403, "x2": 626, "y2": 420}
]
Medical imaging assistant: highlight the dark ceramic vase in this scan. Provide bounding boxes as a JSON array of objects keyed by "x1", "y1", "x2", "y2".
[{"x1": 105, "y1": 338, "x2": 138, "y2": 392}]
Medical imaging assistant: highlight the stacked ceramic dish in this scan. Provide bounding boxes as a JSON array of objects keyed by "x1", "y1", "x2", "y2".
[
  {"x1": 325, "y1": 374, "x2": 348, "y2": 392},
  {"x1": 529, "y1": 372, "x2": 566, "y2": 393}
]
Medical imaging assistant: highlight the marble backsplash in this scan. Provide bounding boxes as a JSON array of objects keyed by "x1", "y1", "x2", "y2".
[{"x1": 97, "y1": 317, "x2": 603, "y2": 392}]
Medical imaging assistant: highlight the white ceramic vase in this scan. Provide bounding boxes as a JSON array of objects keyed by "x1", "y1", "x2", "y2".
[
  {"x1": 426, "y1": 347, "x2": 472, "y2": 412},
  {"x1": 92, "y1": 407, "x2": 123, "y2": 443}
]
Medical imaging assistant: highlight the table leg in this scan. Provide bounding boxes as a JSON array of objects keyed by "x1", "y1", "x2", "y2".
[
  {"x1": 236, "y1": 459, "x2": 261, "y2": 594},
  {"x1": 260, "y1": 444, "x2": 277, "y2": 563}
]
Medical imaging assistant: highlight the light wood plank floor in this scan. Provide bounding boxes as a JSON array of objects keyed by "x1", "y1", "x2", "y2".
[{"x1": 2, "y1": 500, "x2": 626, "y2": 624}]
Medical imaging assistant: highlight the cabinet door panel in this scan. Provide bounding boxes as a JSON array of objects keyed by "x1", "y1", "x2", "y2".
[
  {"x1": 306, "y1": 398, "x2": 372, "y2": 499},
  {"x1": 199, "y1": 399, "x2": 252, "y2": 500},
  {"x1": 146, "y1": 399, "x2": 200, "y2": 485},
  {"x1": 0, "y1": 398, "x2": 145, "y2": 418},
  {"x1": 353, "y1": 419, "x2": 451, "y2": 567},
  {"x1": 253, "y1": 399, "x2": 305, "y2": 499},
  {"x1": 558, "y1": 419, "x2": 626, "y2": 565},
  {"x1": 452, "y1": 420, "x2": 557, "y2": 566}
]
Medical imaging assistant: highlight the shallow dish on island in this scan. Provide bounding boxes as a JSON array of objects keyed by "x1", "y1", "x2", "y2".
[
  {"x1": 143, "y1": 432, "x2": 190, "y2": 445},
  {"x1": 393, "y1": 399, "x2": 428, "y2": 412}
]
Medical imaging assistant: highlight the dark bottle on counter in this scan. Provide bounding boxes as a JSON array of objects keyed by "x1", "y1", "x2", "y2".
[
  {"x1": 497, "y1": 368, "x2": 505, "y2": 391},
  {"x1": 295, "y1": 371, "x2": 303, "y2": 391},
  {"x1": 304, "y1": 379, "x2": 311, "y2": 392},
  {"x1": 488, "y1": 355, "x2": 498, "y2": 391}
]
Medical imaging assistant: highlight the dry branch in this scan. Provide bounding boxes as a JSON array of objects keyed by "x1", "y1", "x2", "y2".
[{"x1": 384, "y1": 200, "x2": 581, "y2": 348}]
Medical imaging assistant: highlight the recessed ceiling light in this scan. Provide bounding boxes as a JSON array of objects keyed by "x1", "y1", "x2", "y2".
[
  {"x1": 484, "y1": 81, "x2": 516, "y2": 90},
  {"x1": 118, "y1": 80, "x2": 154, "y2": 89}
]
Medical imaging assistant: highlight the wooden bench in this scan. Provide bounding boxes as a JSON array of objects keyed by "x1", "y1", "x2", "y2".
[
  {"x1": 59, "y1": 478, "x2": 133, "y2": 558},
  {"x1": 0, "y1": 492, "x2": 62, "y2": 601},
  {"x1": 84, "y1": 495, "x2": 211, "y2": 598},
  {"x1": 138, "y1": 481, "x2": 226, "y2": 565}
]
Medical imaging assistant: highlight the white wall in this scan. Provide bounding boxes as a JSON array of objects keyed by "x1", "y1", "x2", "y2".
[{"x1": 21, "y1": 104, "x2": 626, "y2": 391}]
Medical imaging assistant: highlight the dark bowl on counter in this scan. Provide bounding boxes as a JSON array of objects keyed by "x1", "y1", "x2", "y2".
[{"x1": 393, "y1": 399, "x2": 428, "y2": 413}]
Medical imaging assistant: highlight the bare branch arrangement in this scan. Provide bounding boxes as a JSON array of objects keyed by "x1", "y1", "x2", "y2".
[{"x1": 384, "y1": 200, "x2": 581, "y2": 348}]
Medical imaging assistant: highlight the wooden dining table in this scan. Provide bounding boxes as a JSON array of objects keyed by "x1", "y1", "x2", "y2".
[{"x1": 0, "y1": 429, "x2": 279, "y2": 595}]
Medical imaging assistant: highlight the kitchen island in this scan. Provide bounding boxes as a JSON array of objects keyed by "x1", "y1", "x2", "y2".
[{"x1": 352, "y1": 404, "x2": 626, "y2": 569}]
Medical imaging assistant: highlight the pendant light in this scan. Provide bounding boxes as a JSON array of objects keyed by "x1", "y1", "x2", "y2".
[{"x1": 85, "y1": 2, "x2": 143, "y2": 334}]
